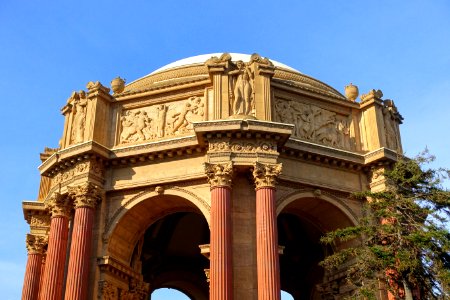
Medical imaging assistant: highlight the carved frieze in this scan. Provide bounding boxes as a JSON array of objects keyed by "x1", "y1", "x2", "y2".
[
  {"x1": 68, "y1": 182, "x2": 103, "y2": 209},
  {"x1": 30, "y1": 214, "x2": 50, "y2": 229},
  {"x1": 25, "y1": 233, "x2": 48, "y2": 255},
  {"x1": 44, "y1": 193, "x2": 71, "y2": 218},
  {"x1": 119, "y1": 96, "x2": 205, "y2": 144},
  {"x1": 274, "y1": 98, "x2": 355, "y2": 150},
  {"x1": 252, "y1": 162, "x2": 282, "y2": 189},
  {"x1": 204, "y1": 162, "x2": 234, "y2": 188}
]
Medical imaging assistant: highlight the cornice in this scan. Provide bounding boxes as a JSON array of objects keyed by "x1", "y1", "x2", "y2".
[
  {"x1": 115, "y1": 76, "x2": 211, "y2": 101},
  {"x1": 39, "y1": 141, "x2": 110, "y2": 177},
  {"x1": 272, "y1": 79, "x2": 359, "y2": 109},
  {"x1": 98, "y1": 256, "x2": 142, "y2": 281},
  {"x1": 194, "y1": 119, "x2": 294, "y2": 148},
  {"x1": 281, "y1": 139, "x2": 398, "y2": 171},
  {"x1": 22, "y1": 201, "x2": 46, "y2": 223}
]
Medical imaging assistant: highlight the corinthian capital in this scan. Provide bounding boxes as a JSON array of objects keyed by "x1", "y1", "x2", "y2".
[
  {"x1": 25, "y1": 234, "x2": 48, "y2": 255},
  {"x1": 252, "y1": 162, "x2": 282, "y2": 189},
  {"x1": 204, "y1": 162, "x2": 234, "y2": 188},
  {"x1": 67, "y1": 182, "x2": 103, "y2": 209},
  {"x1": 45, "y1": 193, "x2": 71, "y2": 218}
]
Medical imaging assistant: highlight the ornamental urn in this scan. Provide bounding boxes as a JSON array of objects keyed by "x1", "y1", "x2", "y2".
[
  {"x1": 111, "y1": 77, "x2": 126, "y2": 94},
  {"x1": 344, "y1": 83, "x2": 359, "y2": 102}
]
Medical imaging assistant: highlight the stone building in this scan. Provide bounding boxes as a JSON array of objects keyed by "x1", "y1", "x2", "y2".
[{"x1": 21, "y1": 53, "x2": 403, "y2": 300}]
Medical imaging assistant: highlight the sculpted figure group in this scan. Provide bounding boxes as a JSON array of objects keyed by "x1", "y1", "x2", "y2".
[
  {"x1": 275, "y1": 99, "x2": 353, "y2": 150},
  {"x1": 119, "y1": 97, "x2": 205, "y2": 144}
]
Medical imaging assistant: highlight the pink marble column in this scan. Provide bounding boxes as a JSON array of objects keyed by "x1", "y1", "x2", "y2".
[
  {"x1": 253, "y1": 162, "x2": 282, "y2": 300},
  {"x1": 40, "y1": 194, "x2": 71, "y2": 300},
  {"x1": 64, "y1": 183, "x2": 102, "y2": 300},
  {"x1": 205, "y1": 162, "x2": 233, "y2": 300},
  {"x1": 22, "y1": 234, "x2": 47, "y2": 300}
]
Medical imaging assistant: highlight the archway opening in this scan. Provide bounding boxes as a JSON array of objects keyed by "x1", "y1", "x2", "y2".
[
  {"x1": 152, "y1": 287, "x2": 191, "y2": 299},
  {"x1": 281, "y1": 290, "x2": 295, "y2": 300},
  {"x1": 277, "y1": 195, "x2": 356, "y2": 300},
  {"x1": 134, "y1": 211, "x2": 210, "y2": 300},
  {"x1": 278, "y1": 212, "x2": 327, "y2": 300}
]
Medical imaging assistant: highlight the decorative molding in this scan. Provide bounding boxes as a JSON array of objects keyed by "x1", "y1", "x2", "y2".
[
  {"x1": 252, "y1": 162, "x2": 282, "y2": 189},
  {"x1": 204, "y1": 162, "x2": 234, "y2": 188},
  {"x1": 208, "y1": 138, "x2": 278, "y2": 154}
]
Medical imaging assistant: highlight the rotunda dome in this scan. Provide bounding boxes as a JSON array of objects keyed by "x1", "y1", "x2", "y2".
[{"x1": 122, "y1": 53, "x2": 344, "y2": 99}]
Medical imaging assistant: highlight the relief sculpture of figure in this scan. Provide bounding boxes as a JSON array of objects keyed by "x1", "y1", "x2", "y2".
[
  {"x1": 120, "y1": 111, "x2": 137, "y2": 143},
  {"x1": 156, "y1": 104, "x2": 167, "y2": 138},
  {"x1": 120, "y1": 110, "x2": 152, "y2": 143},
  {"x1": 230, "y1": 61, "x2": 254, "y2": 116},
  {"x1": 72, "y1": 91, "x2": 88, "y2": 144},
  {"x1": 336, "y1": 116, "x2": 351, "y2": 150},
  {"x1": 313, "y1": 109, "x2": 338, "y2": 147},
  {"x1": 170, "y1": 97, "x2": 204, "y2": 134}
]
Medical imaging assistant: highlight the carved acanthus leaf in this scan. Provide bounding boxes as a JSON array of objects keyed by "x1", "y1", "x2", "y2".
[
  {"x1": 204, "y1": 162, "x2": 234, "y2": 188},
  {"x1": 98, "y1": 280, "x2": 118, "y2": 300},
  {"x1": 44, "y1": 193, "x2": 71, "y2": 218},
  {"x1": 68, "y1": 182, "x2": 103, "y2": 209},
  {"x1": 120, "y1": 279, "x2": 150, "y2": 300},
  {"x1": 252, "y1": 162, "x2": 282, "y2": 189},
  {"x1": 25, "y1": 234, "x2": 48, "y2": 255}
]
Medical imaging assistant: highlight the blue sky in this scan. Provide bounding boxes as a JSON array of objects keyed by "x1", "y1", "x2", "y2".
[{"x1": 1, "y1": 1, "x2": 449, "y2": 299}]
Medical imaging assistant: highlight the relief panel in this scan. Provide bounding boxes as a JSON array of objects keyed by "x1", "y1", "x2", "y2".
[
  {"x1": 274, "y1": 98, "x2": 355, "y2": 151},
  {"x1": 118, "y1": 96, "x2": 205, "y2": 145}
]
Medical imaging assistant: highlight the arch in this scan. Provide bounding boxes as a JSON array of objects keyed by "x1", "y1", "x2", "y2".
[
  {"x1": 276, "y1": 189, "x2": 360, "y2": 299},
  {"x1": 105, "y1": 187, "x2": 210, "y2": 264},
  {"x1": 276, "y1": 189, "x2": 358, "y2": 228}
]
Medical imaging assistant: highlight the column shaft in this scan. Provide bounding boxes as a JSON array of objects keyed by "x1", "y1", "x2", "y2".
[
  {"x1": 256, "y1": 187, "x2": 280, "y2": 300},
  {"x1": 64, "y1": 207, "x2": 94, "y2": 300},
  {"x1": 40, "y1": 216, "x2": 69, "y2": 300},
  {"x1": 210, "y1": 186, "x2": 232, "y2": 300},
  {"x1": 22, "y1": 253, "x2": 43, "y2": 300}
]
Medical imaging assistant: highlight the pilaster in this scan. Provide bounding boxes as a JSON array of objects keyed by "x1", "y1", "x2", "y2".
[
  {"x1": 85, "y1": 81, "x2": 115, "y2": 147},
  {"x1": 359, "y1": 89, "x2": 386, "y2": 151},
  {"x1": 206, "y1": 53, "x2": 232, "y2": 119},
  {"x1": 251, "y1": 54, "x2": 275, "y2": 121}
]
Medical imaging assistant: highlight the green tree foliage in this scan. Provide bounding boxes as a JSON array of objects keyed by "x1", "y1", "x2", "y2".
[{"x1": 320, "y1": 150, "x2": 450, "y2": 299}]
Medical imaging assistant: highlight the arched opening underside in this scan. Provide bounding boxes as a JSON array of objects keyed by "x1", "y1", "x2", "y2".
[
  {"x1": 278, "y1": 197, "x2": 355, "y2": 300},
  {"x1": 137, "y1": 212, "x2": 210, "y2": 300},
  {"x1": 107, "y1": 193, "x2": 208, "y2": 263}
]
